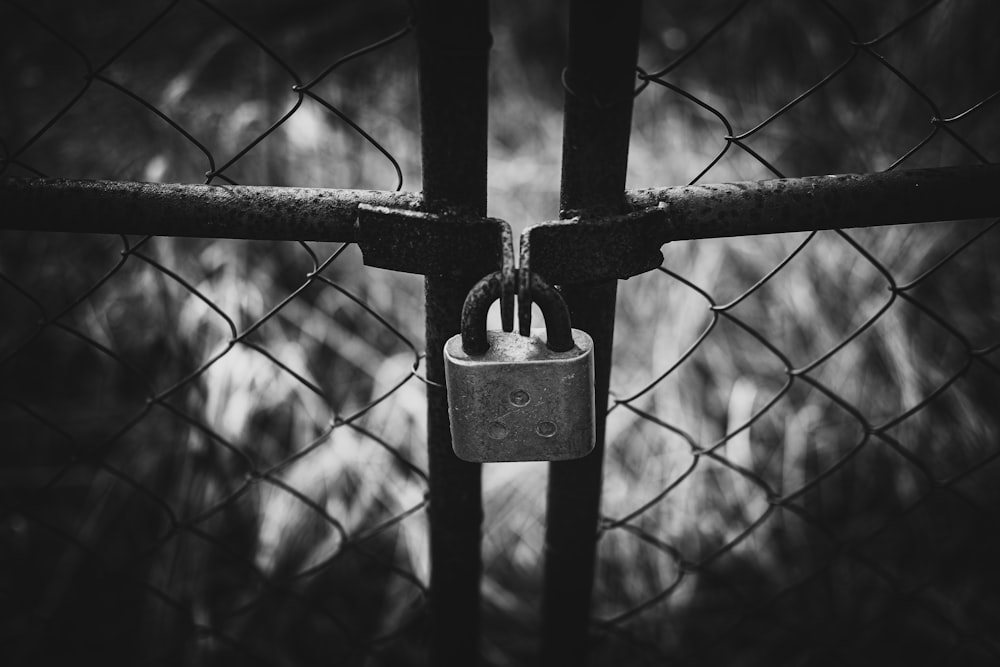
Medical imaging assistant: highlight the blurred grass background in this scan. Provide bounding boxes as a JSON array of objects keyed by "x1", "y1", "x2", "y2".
[{"x1": 2, "y1": 0, "x2": 999, "y2": 665}]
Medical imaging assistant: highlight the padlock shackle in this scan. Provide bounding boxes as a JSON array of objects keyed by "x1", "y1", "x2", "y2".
[
  {"x1": 461, "y1": 270, "x2": 575, "y2": 355},
  {"x1": 461, "y1": 271, "x2": 504, "y2": 355},
  {"x1": 522, "y1": 271, "x2": 575, "y2": 352}
]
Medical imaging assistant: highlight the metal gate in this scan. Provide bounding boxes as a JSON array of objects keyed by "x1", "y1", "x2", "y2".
[{"x1": 2, "y1": 0, "x2": 999, "y2": 664}]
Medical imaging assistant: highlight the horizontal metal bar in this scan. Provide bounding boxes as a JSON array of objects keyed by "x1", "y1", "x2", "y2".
[
  {"x1": 628, "y1": 163, "x2": 1000, "y2": 241},
  {"x1": 526, "y1": 164, "x2": 1000, "y2": 284},
  {"x1": 0, "y1": 177, "x2": 421, "y2": 241},
  {"x1": 7, "y1": 165, "x2": 998, "y2": 283}
]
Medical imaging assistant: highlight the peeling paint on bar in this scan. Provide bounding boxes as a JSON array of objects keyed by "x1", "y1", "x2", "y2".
[{"x1": 0, "y1": 177, "x2": 421, "y2": 241}]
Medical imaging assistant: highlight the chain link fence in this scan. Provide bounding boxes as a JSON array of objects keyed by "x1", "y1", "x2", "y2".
[
  {"x1": 596, "y1": 1, "x2": 1000, "y2": 664},
  {"x1": 3, "y1": 1, "x2": 1000, "y2": 666},
  {"x1": 1, "y1": 1, "x2": 431, "y2": 664}
]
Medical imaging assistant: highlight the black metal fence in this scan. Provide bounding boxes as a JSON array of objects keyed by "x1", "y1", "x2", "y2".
[{"x1": 2, "y1": 1, "x2": 999, "y2": 666}]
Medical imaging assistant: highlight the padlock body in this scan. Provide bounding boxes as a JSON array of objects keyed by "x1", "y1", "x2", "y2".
[{"x1": 444, "y1": 327, "x2": 596, "y2": 462}]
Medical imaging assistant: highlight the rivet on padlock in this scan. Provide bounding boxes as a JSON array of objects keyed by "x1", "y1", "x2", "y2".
[{"x1": 443, "y1": 271, "x2": 596, "y2": 462}]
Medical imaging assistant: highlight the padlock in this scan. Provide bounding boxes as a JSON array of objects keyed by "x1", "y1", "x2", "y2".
[{"x1": 444, "y1": 271, "x2": 596, "y2": 462}]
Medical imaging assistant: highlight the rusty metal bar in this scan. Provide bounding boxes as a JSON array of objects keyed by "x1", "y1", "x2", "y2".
[
  {"x1": 539, "y1": 1, "x2": 641, "y2": 664},
  {"x1": 523, "y1": 163, "x2": 1000, "y2": 285},
  {"x1": 8, "y1": 164, "x2": 992, "y2": 284},
  {"x1": 0, "y1": 177, "x2": 514, "y2": 277},
  {"x1": 416, "y1": 0, "x2": 491, "y2": 664},
  {"x1": 0, "y1": 177, "x2": 418, "y2": 240},
  {"x1": 629, "y1": 163, "x2": 1000, "y2": 240}
]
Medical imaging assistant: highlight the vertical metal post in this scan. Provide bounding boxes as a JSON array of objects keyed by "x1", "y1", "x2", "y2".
[
  {"x1": 540, "y1": 1, "x2": 641, "y2": 663},
  {"x1": 416, "y1": 0, "x2": 490, "y2": 664}
]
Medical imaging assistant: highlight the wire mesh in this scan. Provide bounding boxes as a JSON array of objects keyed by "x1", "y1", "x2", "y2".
[
  {"x1": 598, "y1": 1, "x2": 1000, "y2": 664},
  {"x1": 1, "y1": 1, "x2": 430, "y2": 665},
  {"x1": 6, "y1": 1, "x2": 1000, "y2": 665}
]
